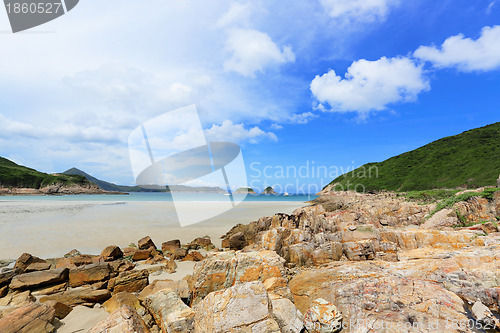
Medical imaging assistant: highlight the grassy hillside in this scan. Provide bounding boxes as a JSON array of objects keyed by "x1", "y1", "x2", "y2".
[
  {"x1": 0, "y1": 158, "x2": 89, "y2": 189},
  {"x1": 328, "y1": 122, "x2": 500, "y2": 192}
]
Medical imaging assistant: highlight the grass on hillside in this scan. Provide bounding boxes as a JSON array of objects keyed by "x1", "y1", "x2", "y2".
[
  {"x1": 328, "y1": 122, "x2": 500, "y2": 192},
  {"x1": 0, "y1": 157, "x2": 88, "y2": 189}
]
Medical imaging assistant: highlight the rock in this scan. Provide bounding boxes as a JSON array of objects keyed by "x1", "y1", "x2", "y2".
[
  {"x1": 342, "y1": 224, "x2": 379, "y2": 242},
  {"x1": 43, "y1": 300, "x2": 72, "y2": 319},
  {"x1": 194, "y1": 281, "x2": 280, "y2": 333},
  {"x1": 144, "y1": 290, "x2": 195, "y2": 333},
  {"x1": 138, "y1": 236, "x2": 157, "y2": 250},
  {"x1": 480, "y1": 221, "x2": 498, "y2": 234},
  {"x1": 69, "y1": 263, "x2": 111, "y2": 287},
  {"x1": 100, "y1": 245, "x2": 124, "y2": 261},
  {"x1": 53, "y1": 254, "x2": 96, "y2": 269},
  {"x1": 64, "y1": 249, "x2": 81, "y2": 258},
  {"x1": 190, "y1": 250, "x2": 286, "y2": 305},
  {"x1": 421, "y1": 209, "x2": 458, "y2": 229},
  {"x1": 161, "y1": 240, "x2": 181, "y2": 254},
  {"x1": 0, "y1": 259, "x2": 14, "y2": 268},
  {"x1": 0, "y1": 290, "x2": 35, "y2": 307},
  {"x1": 14, "y1": 253, "x2": 46, "y2": 272},
  {"x1": 0, "y1": 270, "x2": 16, "y2": 287},
  {"x1": 454, "y1": 196, "x2": 497, "y2": 224},
  {"x1": 172, "y1": 248, "x2": 188, "y2": 260},
  {"x1": 303, "y1": 298, "x2": 342, "y2": 333},
  {"x1": 164, "y1": 258, "x2": 177, "y2": 273},
  {"x1": 342, "y1": 240, "x2": 375, "y2": 261},
  {"x1": 228, "y1": 232, "x2": 246, "y2": 250},
  {"x1": 132, "y1": 249, "x2": 152, "y2": 261},
  {"x1": 108, "y1": 259, "x2": 135, "y2": 273},
  {"x1": 181, "y1": 251, "x2": 205, "y2": 262},
  {"x1": 263, "y1": 277, "x2": 293, "y2": 301},
  {"x1": 0, "y1": 302, "x2": 56, "y2": 333},
  {"x1": 9, "y1": 268, "x2": 69, "y2": 290},
  {"x1": 0, "y1": 285, "x2": 8, "y2": 298},
  {"x1": 40, "y1": 287, "x2": 111, "y2": 306},
  {"x1": 271, "y1": 297, "x2": 304, "y2": 333},
  {"x1": 138, "y1": 279, "x2": 189, "y2": 302},
  {"x1": 103, "y1": 291, "x2": 145, "y2": 315},
  {"x1": 108, "y1": 269, "x2": 149, "y2": 293},
  {"x1": 471, "y1": 301, "x2": 500, "y2": 329},
  {"x1": 190, "y1": 236, "x2": 215, "y2": 251},
  {"x1": 289, "y1": 263, "x2": 471, "y2": 331},
  {"x1": 88, "y1": 305, "x2": 150, "y2": 333},
  {"x1": 31, "y1": 282, "x2": 68, "y2": 296},
  {"x1": 25, "y1": 262, "x2": 51, "y2": 272},
  {"x1": 122, "y1": 247, "x2": 138, "y2": 257}
]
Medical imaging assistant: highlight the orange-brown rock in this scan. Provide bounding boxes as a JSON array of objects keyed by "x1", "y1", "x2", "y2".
[
  {"x1": 14, "y1": 253, "x2": 46, "y2": 272},
  {"x1": 132, "y1": 249, "x2": 152, "y2": 261},
  {"x1": 9, "y1": 268, "x2": 69, "y2": 290},
  {"x1": 103, "y1": 291, "x2": 144, "y2": 314},
  {"x1": 43, "y1": 300, "x2": 72, "y2": 319},
  {"x1": 181, "y1": 251, "x2": 205, "y2": 262},
  {"x1": 100, "y1": 245, "x2": 124, "y2": 262},
  {"x1": 69, "y1": 263, "x2": 111, "y2": 287},
  {"x1": 190, "y1": 250, "x2": 285, "y2": 305},
  {"x1": 40, "y1": 286, "x2": 111, "y2": 306},
  {"x1": 138, "y1": 236, "x2": 157, "y2": 250},
  {"x1": 138, "y1": 279, "x2": 189, "y2": 302},
  {"x1": 190, "y1": 236, "x2": 215, "y2": 251},
  {"x1": 25, "y1": 262, "x2": 51, "y2": 272},
  {"x1": 108, "y1": 269, "x2": 149, "y2": 293},
  {"x1": 0, "y1": 302, "x2": 56, "y2": 333},
  {"x1": 161, "y1": 239, "x2": 181, "y2": 254},
  {"x1": 31, "y1": 282, "x2": 68, "y2": 296},
  {"x1": 0, "y1": 290, "x2": 35, "y2": 307}
]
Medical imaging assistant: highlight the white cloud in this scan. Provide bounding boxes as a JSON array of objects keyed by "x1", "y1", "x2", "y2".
[
  {"x1": 205, "y1": 120, "x2": 277, "y2": 144},
  {"x1": 310, "y1": 56, "x2": 429, "y2": 115},
  {"x1": 224, "y1": 29, "x2": 295, "y2": 77},
  {"x1": 414, "y1": 25, "x2": 500, "y2": 72},
  {"x1": 320, "y1": 0, "x2": 399, "y2": 23},
  {"x1": 287, "y1": 112, "x2": 318, "y2": 124},
  {"x1": 486, "y1": 1, "x2": 498, "y2": 14}
]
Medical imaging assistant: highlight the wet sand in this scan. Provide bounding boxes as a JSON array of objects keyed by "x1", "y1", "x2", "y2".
[{"x1": 0, "y1": 200, "x2": 306, "y2": 259}]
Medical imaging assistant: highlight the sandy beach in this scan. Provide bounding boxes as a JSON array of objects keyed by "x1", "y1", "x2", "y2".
[{"x1": 0, "y1": 200, "x2": 306, "y2": 259}]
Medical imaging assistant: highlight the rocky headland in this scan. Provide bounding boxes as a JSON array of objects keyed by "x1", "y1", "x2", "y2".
[
  {"x1": 1, "y1": 189, "x2": 499, "y2": 332},
  {"x1": 0, "y1": 182, "x2": 124, "y2": 196}
]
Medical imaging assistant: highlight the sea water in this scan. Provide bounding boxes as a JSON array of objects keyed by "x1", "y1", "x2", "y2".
[{"x1": 0, "y1": 193, "x2": 315, "y2": 259}]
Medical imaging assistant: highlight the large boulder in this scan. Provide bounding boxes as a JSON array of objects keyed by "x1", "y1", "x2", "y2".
[
  {"x1": 103, "y1": 291, "x2": 145, "y2": 315},
  {"x1": 0, "y1": 302, "x2": 56, "y2": 333},
  {"x1": 270, "y1": 297, "x2": 304, "y2": 333},
  {"x1": 0, "y1": 290, "x2": 35, "y2": 307},
  {"x1": 189, "y1": 236, "x2": 215, "y2": 251},
  {"x1": 9, "y1": 268, "x2": 69, "y2": 290},
  {"x1": 144, "y1": 290, "x2": 195, "y2": 333},
  {"x1": 88, "y1": 305, "x2": 150, "y2": 333},
  {"x1": 0, "y1": 270, "x2": 16, "y2": 287},
  {"x1": 189, "y1": 250, "x2": 286, "y2": 305},
  {"x1": 69, "y1": 263, "x2": 111, "y2": 287},
  {"x1": 289, "y1": 262, "x2": 471, "y2": 332},
  {"x1": 138, "y1": 279, "x2": 189, "y2": 302},
  {"x1": 194, "y1": 281, "x2": 280, "y2": 333}
]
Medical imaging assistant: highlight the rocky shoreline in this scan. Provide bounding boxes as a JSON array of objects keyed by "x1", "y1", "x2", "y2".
[
  {"x1": 0, "y1": 189, "x2": 499, "y2": 332},
  {"x1": 0, "y1": 183, "x2": 125, "y2": 196}
]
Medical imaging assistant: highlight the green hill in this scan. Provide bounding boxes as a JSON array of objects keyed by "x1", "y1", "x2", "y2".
[
  {"x1": 63, "y1": 167, "x2": 225, "y2": 193},
  {"x1": 0, "y1": 158, "x2": 89, "y2": 189},
  {"x1": 328, "y1": 122, "x2": 500, "y2": 192}
]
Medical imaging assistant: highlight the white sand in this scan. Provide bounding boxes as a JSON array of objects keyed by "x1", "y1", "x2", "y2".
[
  {"x1": 0, "y1": 200, "x2": 306, "y2": 259},
  {"x1": 57, "y1": 305, "x2": 108, "y2": 333}
]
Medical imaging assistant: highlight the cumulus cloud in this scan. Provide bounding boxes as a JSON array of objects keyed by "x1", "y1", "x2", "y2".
[
  {"x1": 310, "y1": 56, "x2": 429, "y2": 115},
  {"x1": 414, "y1": 25, "x2": 500, "y2": 72},
  {"x1": 287, "y1": 112, "x2": 318, "y2": 124},
  {"x1": 204, "y1": 120, "x2": 277, "y2": 144},
  {"x1": 224, "y1": 29, "x2": 295, "y2": 77},
  {"x1": 320, "y1": 0, "x2": 399, "y2": 23}
]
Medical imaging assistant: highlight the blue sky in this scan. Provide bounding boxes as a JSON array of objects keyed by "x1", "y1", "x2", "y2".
[{"x1": 0, "y1": 0, "x2": 499, "y2": 193}]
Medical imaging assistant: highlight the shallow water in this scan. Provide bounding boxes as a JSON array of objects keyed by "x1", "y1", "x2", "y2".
[{"x1": 0, "y1": 196, "x2": 308, "y2": 259}]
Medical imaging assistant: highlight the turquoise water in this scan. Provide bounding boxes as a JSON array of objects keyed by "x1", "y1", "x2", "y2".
[{"x1": 0, "y1": 192, "x2": 317, "y2": 202}]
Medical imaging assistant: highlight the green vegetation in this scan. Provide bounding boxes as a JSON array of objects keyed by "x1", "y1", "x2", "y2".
[
  {"x1": 400, "y1": 189, "x2": 460, "y2": 204},
  {"x1": 328, "y1": 122, "x2": 500, "y2": 192},
  {"x1": 430, "y1": 188, "x2": 500, "y2": 216},
  {"x1": 0, "y1": 157, "x2": 89, "y2": 189}
]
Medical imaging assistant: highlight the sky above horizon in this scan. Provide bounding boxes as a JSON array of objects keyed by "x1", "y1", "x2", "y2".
[{"x1": 1, "y1": 0, "x2": 499, "y2": 193}]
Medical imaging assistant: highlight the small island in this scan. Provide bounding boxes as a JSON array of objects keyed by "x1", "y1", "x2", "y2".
[
  {"x1": 262, "y1": 186, "x2": 277, "y2": 195},
  {"x1": 234, "y1": 187, "x2": 256, "y2": 194}
]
